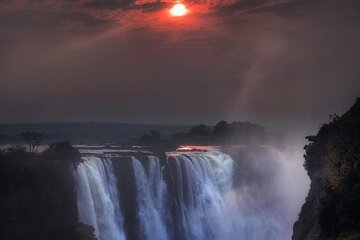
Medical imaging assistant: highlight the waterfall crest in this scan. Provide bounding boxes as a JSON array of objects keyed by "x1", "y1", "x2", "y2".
[{"x1": 73, "y1": 151, "x2": 236, "y2": 240}]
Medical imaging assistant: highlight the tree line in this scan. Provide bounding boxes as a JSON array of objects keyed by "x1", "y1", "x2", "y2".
[{"x1": 139, "y1": 120, "x2": 272, "y2": 146}]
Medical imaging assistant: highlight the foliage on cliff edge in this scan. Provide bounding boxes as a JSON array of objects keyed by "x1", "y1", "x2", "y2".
[{"x1": 293, "y1": 98, "x2": 360, "y2": 240}]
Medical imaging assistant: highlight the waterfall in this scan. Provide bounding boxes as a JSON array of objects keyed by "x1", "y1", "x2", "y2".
[
  {"x1": 73, "y1": 156, "x2": 126, "y2": 240},
  {"x1": 131, "y1": 156, "x2": 168, "y2": 240},
  {"x1": 72, "y1": 146, "x2": 309, "y2": 240},
  {"x1": 169, "y1": 152, "x2": 234, "y2": 240},
  {"x1": 73, "y1": 151, "x2": 236, "y2": 240}
]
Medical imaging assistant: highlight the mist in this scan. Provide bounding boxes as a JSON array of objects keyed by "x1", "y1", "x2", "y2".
[
  {"x1": 218, "y1": 143, "x2": 309, "y2": 239},
  {"x1": 1, "y1": 0, "x2": 360, "y2": 239}
]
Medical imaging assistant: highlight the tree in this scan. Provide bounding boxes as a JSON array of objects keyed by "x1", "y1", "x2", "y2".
[
  {"x1": 42, "y1": 141, "x2": 81, "y2": 164},
  {"x1": 188, "y1": 124, "x2": 211, "y2": 143},
  {"x1": 140, "y1": 130, "x2": 162, "y2": 145},
  {"x1": 213, "y1": 120, "x2": 230, "y2": 143},
  {"x1": 150, "y1": 130, "x2": 161, "y2": 142},
  {"x1": 21, "y1": 132, "x2": 42, "y2": 153}
]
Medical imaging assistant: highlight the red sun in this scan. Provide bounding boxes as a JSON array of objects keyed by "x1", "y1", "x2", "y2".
[{"x1": 169, "y1": 3, "x2": 188, "y2": 17}]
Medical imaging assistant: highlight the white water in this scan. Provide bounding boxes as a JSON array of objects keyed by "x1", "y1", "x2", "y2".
[
  {"x1": 73, "y1": 156, "x2": 126, "y2": 240},
  {"x1": 73, "y1": 149, "x2": 307, "y2": 240},
  {"x1": 132, "y1": 156, "x2": 168, "y2": 240},
  {"x1": 169, "y1": 152, "x2": 234, "y2": 240}
]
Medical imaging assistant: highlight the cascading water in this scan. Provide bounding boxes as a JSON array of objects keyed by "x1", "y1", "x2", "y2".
[
  {"x1": 167, "y1": 152, "x2": 233, "y2": 240},
  {"x1": 73, "y1": 156, "x2": 126, "y2": 240},
  {"x1": 74, "y1": 151, "x2": 234, "y2": 240},
  {"x1": 73, "y1": 149, "x2": 305, "y2": 240},
  {"x1": 131, "y1": 156, "x2": 168, "y2": 240}
]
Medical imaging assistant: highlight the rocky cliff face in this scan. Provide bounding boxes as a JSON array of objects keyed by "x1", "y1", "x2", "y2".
[
  {"x1": 292, "y1": 98, "x2": 360, "y2": 240},
  {"x1": 0, "y1": 142, "x2": 96, "y2": 240}
]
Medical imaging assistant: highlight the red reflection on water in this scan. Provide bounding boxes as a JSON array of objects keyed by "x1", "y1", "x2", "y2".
[{"x1": 176, "y1": 145, "x2": 219, "y2": 151}]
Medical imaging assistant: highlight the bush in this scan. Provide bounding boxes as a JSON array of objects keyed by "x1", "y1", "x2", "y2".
[
  {"x1": 337, "y1": 232, "x2": 360, "y2": 240},
  {"x1": 0, "y1": 145, "x2": 34, "y2": 161},
  {"x1": 41, "y1": 141, "x2": 81, "y2": 164}
]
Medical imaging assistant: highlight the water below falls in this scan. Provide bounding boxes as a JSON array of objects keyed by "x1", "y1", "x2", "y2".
[{"x1": 73, "y1": 150, "x2": 305, "y2": 240}]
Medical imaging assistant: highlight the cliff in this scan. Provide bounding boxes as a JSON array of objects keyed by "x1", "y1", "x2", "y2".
[
  {"x1": 0, "y1": 142, "x2": 96, "y2": 240},
  {"x1": 293, "y1": 98, "x2": 360, "y2": 240}
]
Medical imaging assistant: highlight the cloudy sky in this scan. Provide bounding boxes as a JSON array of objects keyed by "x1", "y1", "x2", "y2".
[{"x1": 1, "y1": 0, "x2": 360, "y2": 133}]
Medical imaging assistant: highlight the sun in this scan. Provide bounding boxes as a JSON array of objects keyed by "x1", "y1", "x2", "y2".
[{"x1": 169, "y1": 3, "x2": 188, "y2": 17}]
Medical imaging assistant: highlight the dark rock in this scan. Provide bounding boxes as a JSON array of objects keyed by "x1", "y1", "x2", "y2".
[{"x1": 292, "y1": 98, "x2": 360, "y2": 240}]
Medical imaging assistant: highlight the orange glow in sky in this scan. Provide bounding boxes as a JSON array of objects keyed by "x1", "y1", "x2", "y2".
[{"x1": 169, "y1": 3, "x2": 189, "y2": 17}]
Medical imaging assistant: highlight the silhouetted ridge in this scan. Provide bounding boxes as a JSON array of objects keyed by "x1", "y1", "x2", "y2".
[{"x1": 293, "y1": 97, "x2": 360, "y2": 240}]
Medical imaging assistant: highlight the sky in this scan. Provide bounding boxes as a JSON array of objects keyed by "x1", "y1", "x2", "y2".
[{"x1": 1, "y1": 0, "x2": 360, "y2": 135}]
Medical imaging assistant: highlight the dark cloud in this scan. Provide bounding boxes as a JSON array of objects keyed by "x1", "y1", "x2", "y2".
[
  {"x1": 0, "y1": 0, "x2": 359, "y2": 139},
  {"x1": 0, "y1": 0, "x2": 336, "y2": 28},
  {"x1": 213, "y1": 0, "x2": 271, "y2": 13},
  {"x1": 84, "y1": 0, "x2": 133, "y2": 9},
  {"x1": 128, "y1": 1, "x2": 168, "y2": 12},
  {"x1": 246, "y1": 0, "x2": 329, "y2": 16},
  {"x1": 215, "y1": 0, "x2": 327, "y2": 14}
]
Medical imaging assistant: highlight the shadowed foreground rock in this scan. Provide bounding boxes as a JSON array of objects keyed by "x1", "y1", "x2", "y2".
[
  {"x1": 0, "y1": 142, "x2": 96, "y2": 240},
  {"x1": 293, "y1": 98, "x2": 360, "y2": 240}
]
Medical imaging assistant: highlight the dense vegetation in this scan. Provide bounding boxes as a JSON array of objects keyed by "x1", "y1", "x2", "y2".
[
  {"x1": 0, "y1": 121, "x2": 274, "y2": 147},
  {"x1": 0, "y1": 142, "x2": 97, "y2": 240},
  {"x1": 140, "y1": 120, "x2": 275, "y2": 147},
  {"x1": 0, "y1": 122, "x2": 189, "y2": 145},
  {"x1": 293, "y1": 98, "x2": 360, "y2": 240}
]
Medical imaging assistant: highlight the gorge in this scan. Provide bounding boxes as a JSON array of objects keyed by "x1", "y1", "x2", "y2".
[
  {"x1": 4, "y1": 97, "x2": 360, "y2": 240},
  {"x1": 71, "y1": 146, "x2": 307, "y2": 240}
]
